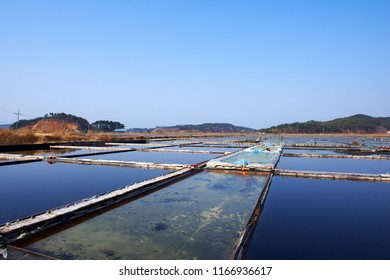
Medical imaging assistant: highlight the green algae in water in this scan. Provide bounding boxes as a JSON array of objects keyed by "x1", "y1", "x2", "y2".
[{"x1": 24, "y1": 172, "x2": 266, "y2": 260}]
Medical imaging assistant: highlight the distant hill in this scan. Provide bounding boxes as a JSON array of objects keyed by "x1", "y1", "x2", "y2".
[
  {"x1": 11, "y1": 113, "x2": 90, "y2": 132},
  {"x1": 260, "y1": 114, "x2": 390, "y2": 134},
  {"x1": 152, "y1": 123, "x2": 256, "y2": 133},
  {"x1": 19, "y1": 119, "x2": 80, "y2": 132}
]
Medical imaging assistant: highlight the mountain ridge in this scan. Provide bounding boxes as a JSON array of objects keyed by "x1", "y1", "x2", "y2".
[
  {"x1": 152, "y1": 123, "x2": 256, "y2": 133},
  {"x1": 260, "y1": 114, "x2": 390, "y2": 134}
]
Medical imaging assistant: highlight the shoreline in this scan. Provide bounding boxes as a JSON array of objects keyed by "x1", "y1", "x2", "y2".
[
  {"x1": 1, "y1": 130, "x2": 390, "y2": 146},
  {"x1": 262, "y1": 133, "x2": 390, "y2": 138}
]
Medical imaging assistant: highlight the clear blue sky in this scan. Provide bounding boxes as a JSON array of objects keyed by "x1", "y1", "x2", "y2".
[{"x1": 1, "y1": 0, "x2": 389, "y2": 129}]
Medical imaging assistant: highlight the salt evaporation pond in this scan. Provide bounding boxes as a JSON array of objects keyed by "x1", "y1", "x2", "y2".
[
  {"x1": 51, "y1": 149, "x2": 126, "y2": 157},
  {"x1": 246, "y1": 177, "x2": 390, "y2": 259},
  {"x1": 81, "y1": 151, "x2": 218, "y2": 164},
  {"x1": 166, "y1": 146, "x2": 242, "y2": 153},
  {"x1": 23, "y1": 171, "x2": 267, "y2": 260},
  {"x1": 277, "y1": 156, "x2": 390, "y2": 174},
  {"x1": 105, "y1": 144, "x2": 166, "y2": 149},
  {"x1": 275, "y1": 135, "x2": 359, "y2": 145},
  {"x1": 0, "y1": 161, "x2": 169, "y2": 224},
  {"x1": 7, "y1": 148, "x2": 122, "y2": 157},
  {"x1": 282, "y1": 149, "x2": 348, "y2": 155}
]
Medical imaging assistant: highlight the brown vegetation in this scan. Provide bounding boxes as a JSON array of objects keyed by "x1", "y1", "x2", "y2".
[
  {"x1": 0, "y1": 130, "x2": 39, "y2": 145},
  {"x1": 0, "y1": 129, "x2": 148, "y2": 145},
  {"x1": 0, "y1": 119, "x2": 119, "y2": 145},
  {"x1": 18, "y1": 119, "x2": 79, "y2": 133}
]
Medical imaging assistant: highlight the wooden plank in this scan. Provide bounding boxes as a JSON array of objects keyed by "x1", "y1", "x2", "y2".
[
  {"x1": 282, "y1": 153, "x2": 390, "y2": 160},
  {"x1": 0, "y1": 153, "x2": 44, "y2": 161},
  {"x1": 50, "y1": 145, "x2": 131, "y2": 151},
  {"x1": 201, "y1": 141, "x2": 259, "y2": 146},
  {"x1": 274, "y1": 169, "x2": 390, "y2": 182},
  {"x1": 105, "y1": 142, "x2": 173, "y2": 147},
  {"x1": 2, "y1": 245, "x2": 57, "y2": 260},
  {"x1": 105, "y1": 142, "x2": 202, "y2": 148},
  {"x1": 231, "y1": 173, "x2": 274, "y2": 259},
  {"x1": 190, "y1": 144, "x2": 250, "y2": 148},
  {"x1": 138, "y1": 148, "x2": 230, "y2": 155},
  {"x1": 286, "y1": 143, "x2": 351, "y2": 148},
  {"x1": 45, "y1": 157, "x2": 188, "y2": 170}
]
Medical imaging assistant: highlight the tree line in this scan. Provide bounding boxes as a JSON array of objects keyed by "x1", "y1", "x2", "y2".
[
  {"x1": 11, "y1": 112, "x2": 125, "y2": 132},
  {"x1": 260, "y1": 114, "x2": 390, "y2": 134}
]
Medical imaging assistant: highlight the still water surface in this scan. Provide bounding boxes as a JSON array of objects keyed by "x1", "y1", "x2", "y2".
[
  {"x1": 0, "y1": 162, "x2": 168, "y2": 224},
  {"x1": 2, "y1": 135, "x2": 389, "y2": 260},
  {"x1": 282, "y1": 149, "x2": 346, "y2": 155},
  {"x1": 24, "y1": 172, "x2": 267, "y2": 260},
  {"x1": 82, "y1": 151, "x2": 218, "y2": 164},
  {"x1": 277, "y1": 156, "x2": 390, "y2": 174},
  {"x1": 247, "y1": 177, "x2": 390, "y2": 259},
  {"x1": 167, "y1": 146, "x2": 242, "y2": 153}
]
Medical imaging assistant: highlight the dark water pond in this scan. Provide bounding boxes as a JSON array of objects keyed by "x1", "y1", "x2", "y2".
[
  {"x1": 51, "y1": 149, "x2": 124, "y2": 157},
  {"x1": 0, "y1": 161, "x2": 168, "y2": 224},
  {"x1": 24, "y1": 172, "x2": 267, "y2": 260},
  {"x1": 82, "y1": 151, "x2": 218, "y2": 164},
  {"x1": 7, "y1": 148, "x2": 117, "y2": 157},
  {"x1": 277, "y1": 156, "x2": 390, "y2": 174},
  {"x1": 2, "y1": 135, "x2": 389, "y2": 260},
  {"x1": 246, "y1": 177, "x2": 390, "y2": 260}
]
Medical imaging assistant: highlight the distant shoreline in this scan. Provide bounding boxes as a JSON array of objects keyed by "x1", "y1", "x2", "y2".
[
  {"x1": 1, "y1": 129, "x2": 390, "y2": 146},
  {"x1": 262, "y1": 133, "x2": 390, "y2": 138}
]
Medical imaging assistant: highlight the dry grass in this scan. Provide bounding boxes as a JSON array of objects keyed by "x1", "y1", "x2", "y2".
[
  {"x1": 0, "y1": 130, "x2": 39, "y2": 145},
  {"x1": 3, "y1": 129, "x2": 388, "y2": 146},
  {"x1": 0, "y1": 129, "x2": 147, "y2": 145}
]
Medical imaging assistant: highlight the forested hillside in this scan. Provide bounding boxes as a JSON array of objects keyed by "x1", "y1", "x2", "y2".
[{"x1": 260, "y1": 114, "x2": 390, "y2": 134}]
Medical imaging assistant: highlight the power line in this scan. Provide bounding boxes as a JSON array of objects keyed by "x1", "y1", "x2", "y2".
[
  {"x1": 0, "y1": 109, "x2": 27, "y2": 129},
  {"x1": 0, "y1": 107, "x2": 38, "y2": 119},
  {"x1": 0, "y1": 108, "x2": 15, "y2": 115},
  {"x1": 20, "y1": 113, "x2": 39, "y2": 118},
  {"x1": 0, "y1": 107, "x2": 41, "y2": 129}
]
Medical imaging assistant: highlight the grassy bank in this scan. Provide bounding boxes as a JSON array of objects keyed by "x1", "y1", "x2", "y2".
[
  {"x1": 2, "y1": 129, "x2": 389, "y2": 146},
  {"x1": 0, "y1": 130, "x2": 146, "y2": 145},
  {"x1": 0, "y1": 130, "x2": 39, "y2": 145}
]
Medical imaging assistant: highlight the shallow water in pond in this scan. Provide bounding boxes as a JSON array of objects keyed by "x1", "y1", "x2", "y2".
[
  {"x1": 24, "y1": 171, "x2": 267, "y2": 260},
  {"x1": 219, "y1": 151, "x2": 278, "y2": 165}
]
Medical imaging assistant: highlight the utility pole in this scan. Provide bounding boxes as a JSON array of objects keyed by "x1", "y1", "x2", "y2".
[{"x1": 15, "y1": 109, "x2": 20, "y2": 130}]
